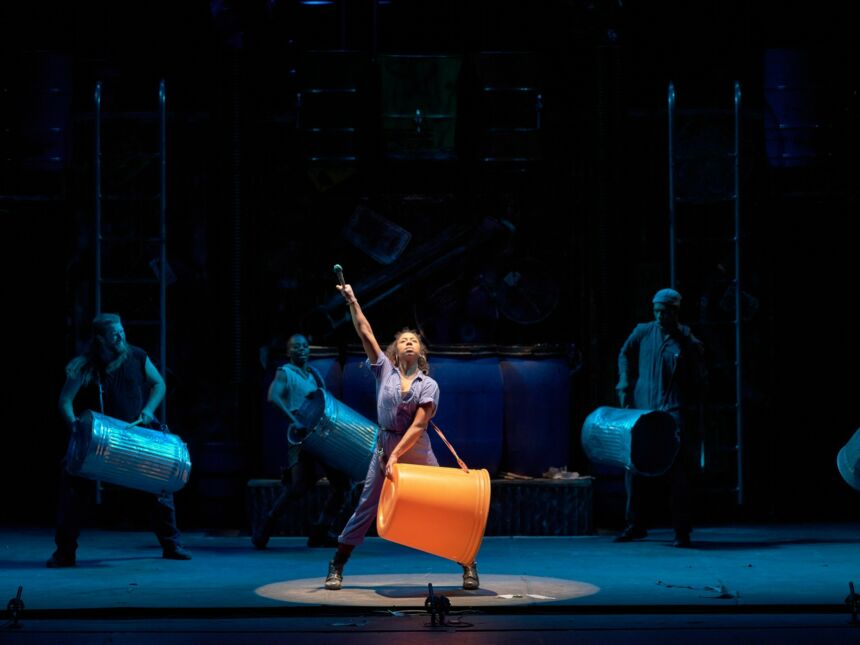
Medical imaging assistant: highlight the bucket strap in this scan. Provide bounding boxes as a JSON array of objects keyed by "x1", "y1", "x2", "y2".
[{"x1": 431, "y1": 422, "x2": 470, "y2": 473}]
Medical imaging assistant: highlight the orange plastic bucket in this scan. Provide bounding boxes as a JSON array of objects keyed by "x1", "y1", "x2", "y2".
[{"x1": 377, "y1": 463, "x2": 491, "y2": 565}]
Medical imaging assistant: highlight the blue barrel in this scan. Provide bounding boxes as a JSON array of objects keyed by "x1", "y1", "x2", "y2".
[
  {"x1": 309, "y1": 348, "x2": 343, "y2": 399},
  {"x1": 499, "y1": 345, "x2": 571, "y2": 477},
  {"x1": 260, "y1": 346, "x2": 342, "y2": 478},
  {"x1": 427, "y1": 345, "x2": 504, "y2": 474},
  {"x1": 341, "y1": 348, "x2": 379, "y2": 424}
]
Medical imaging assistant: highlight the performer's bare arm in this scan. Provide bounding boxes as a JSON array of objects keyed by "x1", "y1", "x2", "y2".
[
  {"x1": 337, "y1": 283, "x2": 382, "y2": 363},
  {"x1": 58, "y1": 373, "x2": 83, "y2": 431},
  {"x1": 268, "y1": 369, "x2": 292, "y2": 415}
]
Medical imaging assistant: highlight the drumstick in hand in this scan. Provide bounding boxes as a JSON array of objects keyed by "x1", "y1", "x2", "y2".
[{"x1": 333, "y1": 263, "x2": 346, "y2": 287}]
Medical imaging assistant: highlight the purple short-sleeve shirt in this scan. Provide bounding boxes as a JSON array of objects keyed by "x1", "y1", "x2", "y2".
[{"x1": 369, "y1": 352, "x2": 439, "y2": 433}]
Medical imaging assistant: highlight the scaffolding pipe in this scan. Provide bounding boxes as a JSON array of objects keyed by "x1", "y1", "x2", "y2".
[
  {"x1": 667, "y1": 82, "x2": 676, "y2": 289},
  {"x1": 94, "y1": 81, "x2": 102, "y2": 315},
  {"x1": 733, "y1": 80, "x2": 743, "y2": 505},
  {"x1": 159, "y1": 79, "x2": 168, "y2": 424}
]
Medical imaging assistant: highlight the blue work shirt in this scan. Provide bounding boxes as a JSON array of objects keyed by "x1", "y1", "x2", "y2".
[
  {"x1": 369, "y1": 352, "x2": 440, "y2": 433},
  {"x1": 617, "y1": 321, "x2": 705, "y2": 415}
]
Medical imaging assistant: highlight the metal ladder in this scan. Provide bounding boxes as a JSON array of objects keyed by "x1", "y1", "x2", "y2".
[
  {"x1": 667, "y1": 81, "x2": 743, "y2": 505},
  {"x1": 94, "y1": 79, "x2": 168, "y2": 422},
  {"x1": 274, "y1": 0, "x2": 363, "y2": 166},
  {"x1": 476, "y1": 51, "x2": 543, "y2": 168},
  {"x1": 296, "y1": 50, "x2": 364, "y2": 165}
]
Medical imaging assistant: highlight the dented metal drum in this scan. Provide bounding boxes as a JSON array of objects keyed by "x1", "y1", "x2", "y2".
[
  {"x1": 293, "y1": 389, "x2": 377, "y2": 482},
  {"x1": 65, "y1": 410, "x2": 192, "y2": 494},
  {"x1": 837, "y1": 428, "x2": 860, "y2": 492},
  {"x1": 581, "y1": 406, "x2": 679, "y2": 476}
]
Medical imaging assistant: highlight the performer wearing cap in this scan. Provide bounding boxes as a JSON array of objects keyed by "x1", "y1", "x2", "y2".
[
  {"x1": 252, "y1": 333, "x2": 354, "y2": 549},
  {"x1": 47, "y1": 313, "x2": 191, "y2": 567},
  {"x1": 323, "y1": 281, "x2": 480, "y2": 591},
  {"x1": 614, "y1": 288, "x2": 707, "y2": 548}
]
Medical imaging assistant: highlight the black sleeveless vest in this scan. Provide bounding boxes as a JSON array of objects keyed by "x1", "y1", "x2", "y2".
[{"x1": 76, "y1": 345, "x2": 149, "y2": 423}]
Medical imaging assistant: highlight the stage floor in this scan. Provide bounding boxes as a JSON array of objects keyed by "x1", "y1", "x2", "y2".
[{"x1": 2, "y1": 523, "x2": 860, "y2": 641}]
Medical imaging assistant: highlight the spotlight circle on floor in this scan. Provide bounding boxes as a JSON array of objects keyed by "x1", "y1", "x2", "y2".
[{"x1": 256, "y1": 573, "x2": 599, "y2": 606}]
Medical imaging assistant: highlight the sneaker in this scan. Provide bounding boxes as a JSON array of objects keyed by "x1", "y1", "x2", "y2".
[
  {"x1": 672, "y1": 532, "x2": 692, "y2": 548},
  {"x1": 162, "y1": 545, "x2": 193, "y2": 560},
  {"x1": 462, "y1": 562, "x2": 480, "y2": 590},
  {"x1": 325, "y1": 560, "x2": 343, "y2": 590},
  {"x1": 46, "y1": 551, "x2": 76, "y2": 568},
  {"x1": 613, "y1": 526, "x2": 648, "y2": 542}
]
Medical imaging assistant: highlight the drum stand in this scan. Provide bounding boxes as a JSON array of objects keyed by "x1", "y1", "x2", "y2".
[
  {"x1": 424, "y1": 583, "x2": 451, "y2": 626},
  {"x1": 847, "y1": 581, "x2": 860, "y2": 626},
  {"x1": 6, "y1": 586, "x2": 24, "y2": 629}
]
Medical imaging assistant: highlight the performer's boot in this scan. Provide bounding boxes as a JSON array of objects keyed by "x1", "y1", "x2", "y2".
[
  {"x1": 162, "y1": 544, "x2": 193, "y2": 560},
  {"x1": 325, "y1": 543, "x2": 354, "y2": 590},
  {"x1": 46, "y1": 549, "x2": 76, "y2": 568},
  {"x1": 461, "y1": 561, "x2": 480, "y2": 590}
]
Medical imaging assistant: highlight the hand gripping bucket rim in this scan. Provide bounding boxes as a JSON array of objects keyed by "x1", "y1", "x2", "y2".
[{"x1": 378, "y1": 462, "x2": 491, "y2": 565}]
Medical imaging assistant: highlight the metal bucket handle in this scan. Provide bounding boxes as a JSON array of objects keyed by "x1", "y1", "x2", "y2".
[
  {"x1": 128, "y1": 415, "x2": 170, "y2": 434},
  {"x1": 287, "y1": 422, "x2": 311, "y2": 446}
]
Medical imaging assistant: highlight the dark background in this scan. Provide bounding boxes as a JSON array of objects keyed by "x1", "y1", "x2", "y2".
[{"x1": 1, "y1": 1, "x2": 857, "y2": 531}]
